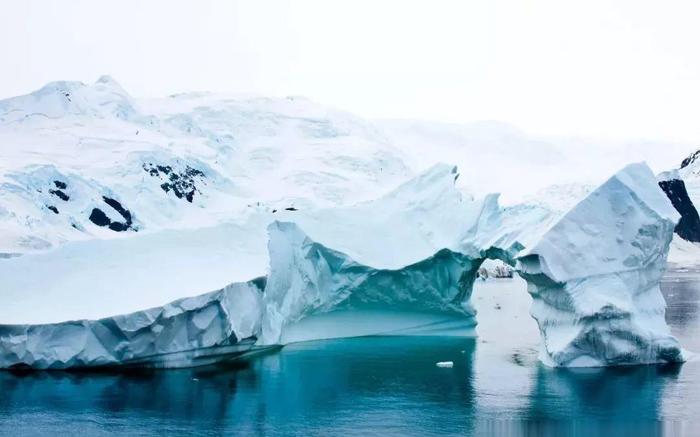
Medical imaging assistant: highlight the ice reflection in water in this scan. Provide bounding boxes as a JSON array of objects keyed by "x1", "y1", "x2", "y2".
[{"x1": 0, "y1": 272, "x2": 698, "y2": 436}]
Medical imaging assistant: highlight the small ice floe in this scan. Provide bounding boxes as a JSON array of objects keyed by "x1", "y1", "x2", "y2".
[{"x1": 436, "y1": 361, "x2": 454, "y2": 368}]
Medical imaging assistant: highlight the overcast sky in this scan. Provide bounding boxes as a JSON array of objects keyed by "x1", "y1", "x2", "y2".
[{"x1": 2, "y1": 0, "x2": 700, "y2": 142}]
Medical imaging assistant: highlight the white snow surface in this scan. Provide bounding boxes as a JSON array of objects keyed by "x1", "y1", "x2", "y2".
[
  {"x1": 0, "y1": 77, "x2": 690, "y2": 255},
  {"x1": 668, "y1": 235, "x2": 700, "y2": 267},
  {"x1": 0, "y1": 218, "x2": 269, "y2": 324}
]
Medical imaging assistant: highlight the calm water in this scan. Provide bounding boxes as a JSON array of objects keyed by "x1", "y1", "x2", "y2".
[{"x1": 1, "y1": 273, "x2": 699, "y2": 436}]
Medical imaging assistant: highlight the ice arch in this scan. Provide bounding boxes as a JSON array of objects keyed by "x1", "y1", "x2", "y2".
[
  {"x1": 260, "y1": 163, "x2": 684, "y2": 367},
  {"x1": 0, "y1": 162, "x2": 684, "y2": 369}
]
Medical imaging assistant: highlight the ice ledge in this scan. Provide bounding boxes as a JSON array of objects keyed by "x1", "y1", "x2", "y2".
[{"x1": 0, "y1": 278, "x2": 266, "y2": 370}]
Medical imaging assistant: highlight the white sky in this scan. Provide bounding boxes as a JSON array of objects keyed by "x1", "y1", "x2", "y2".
[{"x1": 2, "y1": 0, "x2": 700, "y2": 142}]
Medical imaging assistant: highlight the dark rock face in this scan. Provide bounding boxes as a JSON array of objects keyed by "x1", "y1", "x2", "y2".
[
  {"x1": 102, "y1": 196, "x2": 132, "y2": 223},
  {"x1": 89, "y1": 208, "x2": 111, "y2": 227},
  {"x1": 658, "y1": 178, "x2": 700, "y2": 242},
  {"x1": 53, "y1": 180, "x2": 67, "y2": 190},
  {"x1": 143, "y1": 162, "x2": 205, "y2": 203},
  {"x1": 89, "y1": 196, "x2": 134, "y2": 232},
  {"x1": 681, "y1": 150, "x2": 700, "y2": 169},
  {"x1": 46, "y1": 205, "x2": 59, "y2": 214},
  {"x1": 49, "y1": 189, "x2": 69, "y2": 201}
]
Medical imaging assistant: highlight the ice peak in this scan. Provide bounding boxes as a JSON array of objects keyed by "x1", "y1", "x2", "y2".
[
  {"x1": 0, "y1": 76, "x2": 136, "y2": 122},
  {"x1": 95, "y1": 75, "x2": 129, "y2": 95}
]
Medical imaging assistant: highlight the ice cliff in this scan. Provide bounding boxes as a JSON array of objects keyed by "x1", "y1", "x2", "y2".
[
  {"x1": 260, "y1": 162, "x2": 684, "y2": 367},
  {"x1": 514, "y1": 163, "x2": 683, "y2": 366},
  {"x1": 260, "y1": 165, "x2": 494, "y2": 344},
  {"x1": 0, "y1": 163, "x2": 685, "y2": 369},
  {"x1": 0, "y1": 280, "x2": 265, "y2": 370}
]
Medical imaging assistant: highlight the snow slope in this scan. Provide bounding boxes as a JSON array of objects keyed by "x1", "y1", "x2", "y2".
[
  {"x1": 0, "y1": 77, "x2": 411, "y2": 254},
  {"x1": 1, "y1": 77, "x2": 692, "y2": 255}
]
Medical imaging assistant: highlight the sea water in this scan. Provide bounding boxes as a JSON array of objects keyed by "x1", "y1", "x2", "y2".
[{"x1": 1, "y1": 272, "x2": 699, "y2": 436}]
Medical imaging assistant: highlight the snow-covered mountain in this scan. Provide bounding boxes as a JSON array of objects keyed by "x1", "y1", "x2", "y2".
[
  {"x1": 657, "y1": 149, "x2": 700, "y2": 266},
  {"x1": 0, "y1": 77, "x2": 414, "y2": 254},
  {"x1": 0, "y1": 76, "x2": 694, "y2": 256}
]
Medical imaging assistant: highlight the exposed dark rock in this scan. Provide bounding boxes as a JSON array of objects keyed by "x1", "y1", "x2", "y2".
[
  {"x1": 46, "y1": 205, "x2": 59, "y2": 214},
  {"x1": 681, "y1": 150, "x2": 700, "y2": 169},
  {"x1": 143, "y1": 162, "x2": 205, "y2": 203},
  {"x1": 88, "y1": 197, "x2": 134, "y2": 232},
  {"x1": 49, "y1": 189, "x2": 69, "y2": 201},
  {"x1": 658, "y1": 178, "x2": 700, "y2": 242},
  {"x1": 89, "y1": 208, "x2": 111, "y2": 227},
  {"x1": 285, "y1": 207, "x2": 298, "y2": 211},
  {"x1": 102, "y1": 196, "x2": 132, "y2": 223},
  {"x1": 108, "y1": 221, "x2": 130, "y2": 232},
  {"x1": 53, "y1": 180, "x2": 67, "y2": 189}
]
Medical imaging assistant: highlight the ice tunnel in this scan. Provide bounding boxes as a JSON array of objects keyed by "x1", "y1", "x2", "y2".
[{"x1": 0, "y1": 163, "x2": 685, "y2": 369}]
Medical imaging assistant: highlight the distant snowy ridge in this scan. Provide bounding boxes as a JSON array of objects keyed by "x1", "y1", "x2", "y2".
[
  {"x1": 1, "y1": 76, "x2": 692, "y2": 255},
  {"x1": 0, "y1": 77, "x2": 411, "y2": 254}
]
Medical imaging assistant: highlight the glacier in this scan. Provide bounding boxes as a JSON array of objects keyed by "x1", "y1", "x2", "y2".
[{"x1": 0, "y1": 162, "x2": 686, "y2": 369}]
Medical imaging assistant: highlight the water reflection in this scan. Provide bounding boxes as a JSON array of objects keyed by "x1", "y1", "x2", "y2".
[
  {"x1": 528, "y1": 364, "x2": 681, "y2": 418},
  {"x1": 0, "y1": 337, "x2": 479, "y2": 435},
  {"x1": 1, "y1": 273, "x2": 699, "y2": 435},
  {"x1": 661, "y1": 272, "x2": 700, "y2": 351}
]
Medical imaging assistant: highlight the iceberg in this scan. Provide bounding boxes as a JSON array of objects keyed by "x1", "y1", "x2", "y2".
[
  {"x1": 513, "y1": 163, "x2": 683, "y2": 366},
  {"x1": 259, "y1": 165, "x2": 494, "y2": 345},
  {"x1": 260, "y1": 162, "x2": 685, "y2": 367},
  {"x1": 0, "y1": 279, "x2": 266, "y2": 370},
  {"x1": 0, "y1": 163, "x2": 685, "y2": 369}
]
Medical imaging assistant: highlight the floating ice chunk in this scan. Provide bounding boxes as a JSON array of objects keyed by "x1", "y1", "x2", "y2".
[
  {"x1": 0, "y1": 279, "x2": 267, "y2": 369},
  {"x1": 261, "y1": 162, "x2": 685, "y2": 367},
  {"x1": 436, "y1": 361, "x2": 454, "y2": 368}
]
